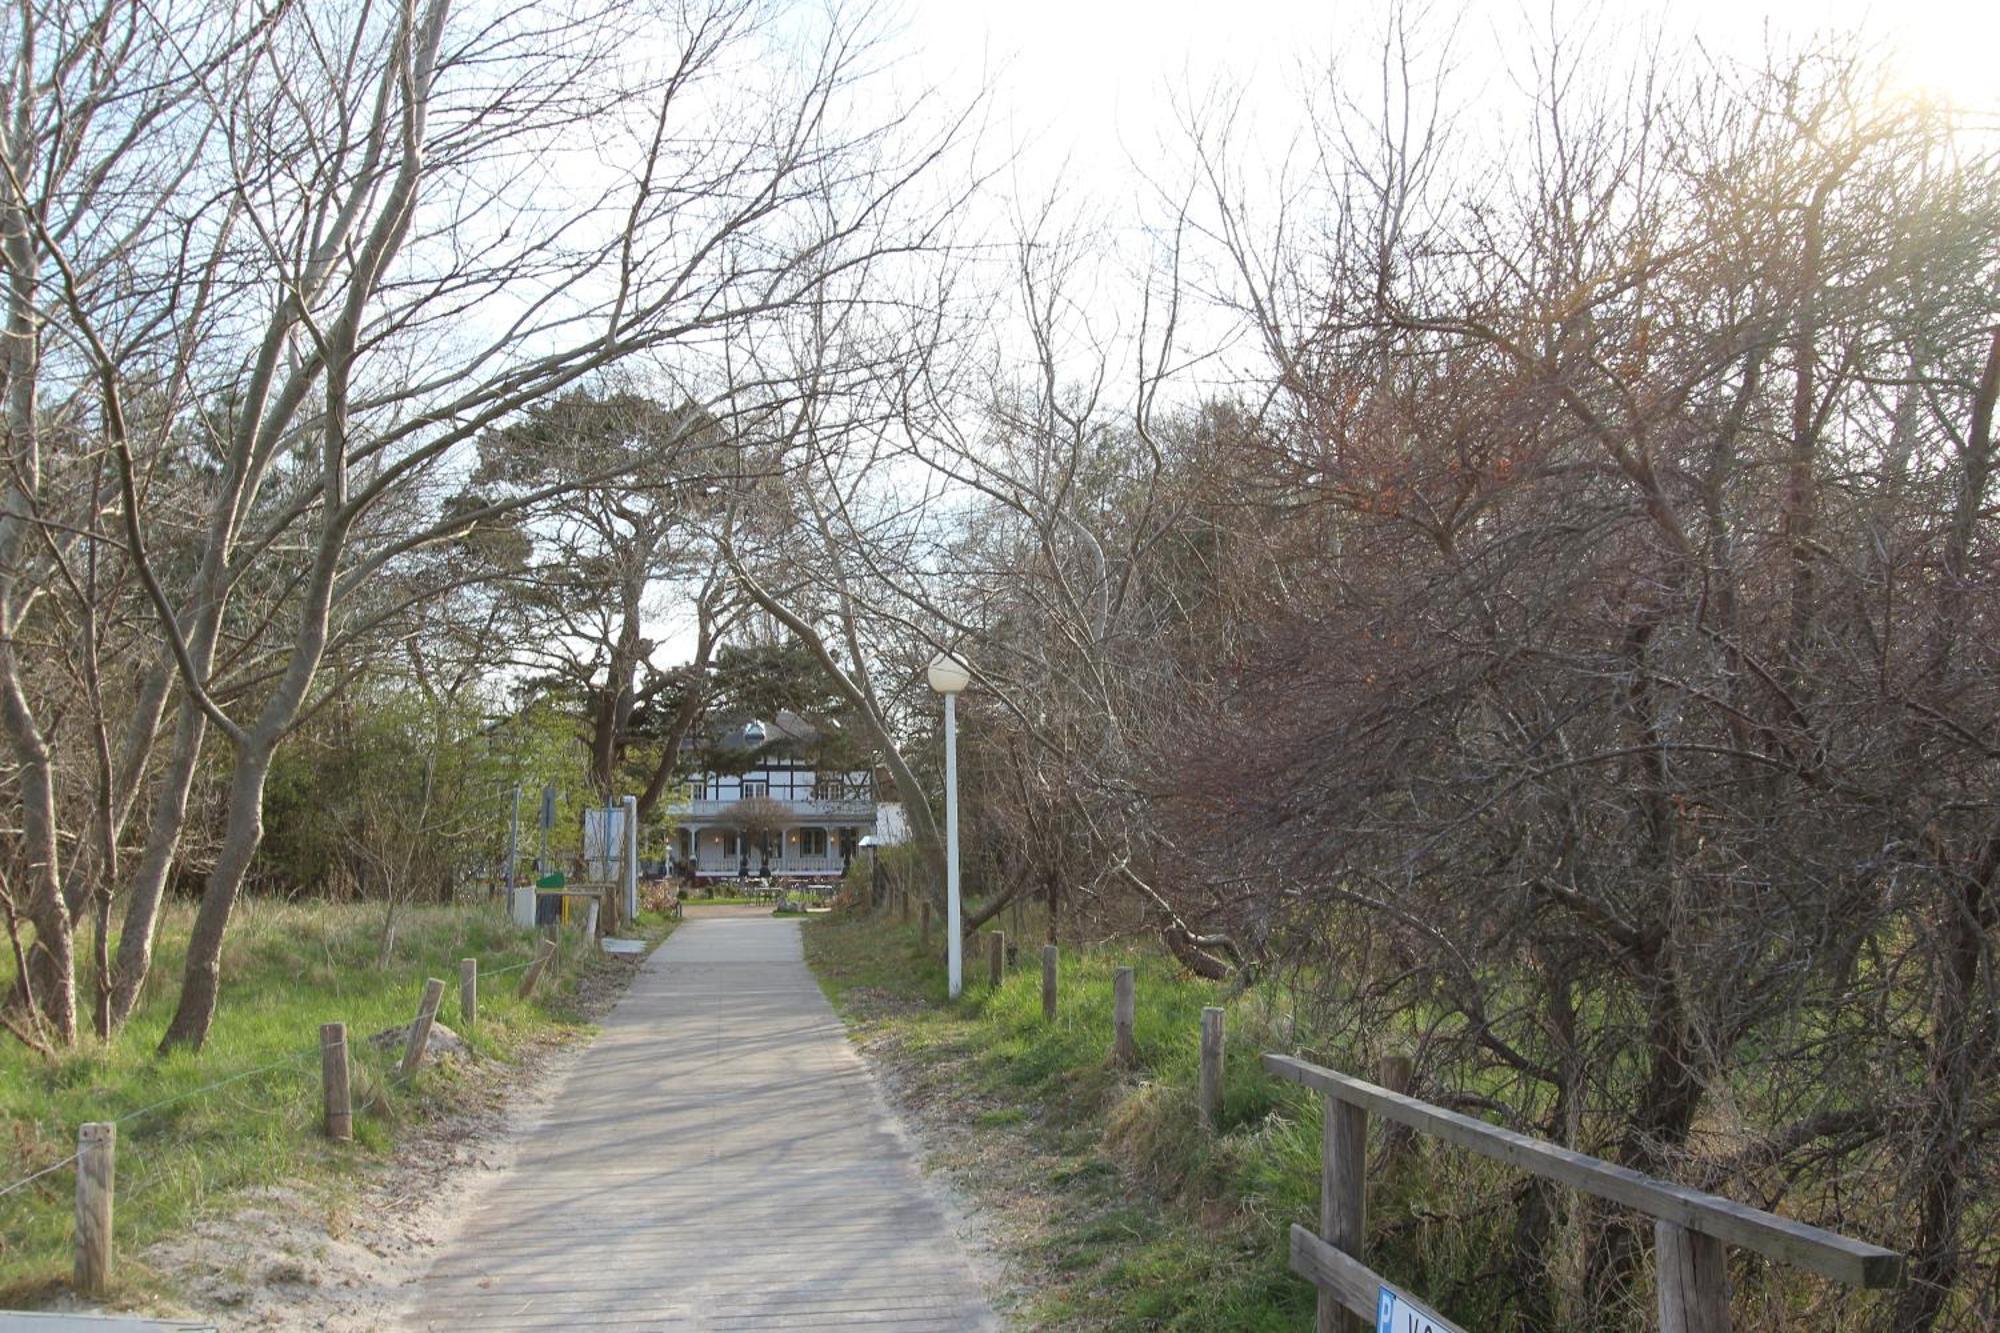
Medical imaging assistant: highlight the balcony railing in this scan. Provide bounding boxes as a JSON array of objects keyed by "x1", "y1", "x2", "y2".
[
  {"x1": 689, "y1": 853, "x2": 852, "y2": 878},
  {"x1": 669, "y1": 795, "x2": 875, "y2": 820}
]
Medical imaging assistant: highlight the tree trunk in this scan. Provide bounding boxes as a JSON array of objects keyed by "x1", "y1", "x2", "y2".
[
  {"x1": 1892, "y1": 854, "x2": 1993, "y2": 1331},
  {"x1": 635, "y1": 603, "x2": 718, "y2": 821},
  {"x1": 1045, "y1": 864, "x2": 1058, "y2": 947},
  {"x1": 1780, "y1": 176, "x2": 1832, "y2": 680},
  {"x1": 589, "y1": 573, "x2": 646, "y2": 800},
  {"x1": 961, "y1": 881, "x2": 1023, "y2": 935},
  {"x1": 109, "y1": 627, "x2": 221, "y2": 1028},
  {"x1": 0, "y1": 91, "x2": 68, "y2": 1044},
  {"x1": 1584, "y1": 945, "x2": 1704, "y2": 1311},
  {"x1": 2, "y1": 706, "x2": 75, "y2": 1044},
  {"x1": 158, "y1": 744, "x2": 273, "y2": 1051}
]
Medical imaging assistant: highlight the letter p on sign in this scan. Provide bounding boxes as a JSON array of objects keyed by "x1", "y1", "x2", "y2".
[{"x1": 1377, "y1": 1285, "x2": 1463, "y2": 1333}]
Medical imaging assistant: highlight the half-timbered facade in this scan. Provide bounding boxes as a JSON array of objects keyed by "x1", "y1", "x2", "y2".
[
  {"x1": 663, "y1": 711, "x2": 886, "y2": 880},
  {"x1": 666, "y1": 760, "x2": 876, "y2": 880}
]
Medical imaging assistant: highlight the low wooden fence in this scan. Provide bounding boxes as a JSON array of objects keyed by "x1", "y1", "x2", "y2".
[
  {"x1": 1266, "y1": 1054, "x2": 1902, "y2": 1333},
  {"x1": 876, "y1": 894, "x2": 1907, "y2": 1331}
]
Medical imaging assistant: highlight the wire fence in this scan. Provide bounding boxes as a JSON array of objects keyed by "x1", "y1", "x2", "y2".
[
  {"x1": 112, "y1": 1047, "x2": 325, "y2": 1130},
  {"x1": 0, "y1": 1151, "x2": 80, "y2": 1201}
]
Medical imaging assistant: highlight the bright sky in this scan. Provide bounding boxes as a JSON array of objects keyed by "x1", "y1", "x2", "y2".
[
  {"x1": 649, "y1": 0, "x2": 1998, "y2": 662},
  {"x1": 902, "y1": 0, "x2": 1999, "y2": 206}
]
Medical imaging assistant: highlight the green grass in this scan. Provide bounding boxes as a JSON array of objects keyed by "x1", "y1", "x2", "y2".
[
  {"x1": 803, "y1": 909, "x2": 1910, "y2": 1333},
  {"x1": 0, "y1": 896, "x2": 674, "y2": 1308},
  {"x1": 803, "y1": 910, "x2": 1323, "y2": 1331}
]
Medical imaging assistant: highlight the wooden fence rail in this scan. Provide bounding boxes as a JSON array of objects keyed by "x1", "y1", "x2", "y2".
[{"x1": 1264, "y1": 1053, "x2": 1901, "y2": 1333}]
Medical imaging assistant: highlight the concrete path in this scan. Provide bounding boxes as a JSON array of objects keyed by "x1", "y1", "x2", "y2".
[{"x1": 403, "y1": 910, "x2": 998, "y2": 1331}]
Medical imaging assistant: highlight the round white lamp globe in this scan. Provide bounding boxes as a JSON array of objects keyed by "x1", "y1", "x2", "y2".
[{"x1": 927, "y1": 653, "x2": 971, "y2": 694}]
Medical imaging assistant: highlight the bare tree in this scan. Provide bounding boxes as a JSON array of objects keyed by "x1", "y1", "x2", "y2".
[
  {"x1": 1165, "y1": 31, "x2": 2000, "y2": 1329},
  {"x1": 2, "y1": 0, "x2": 971, "y2": 1050}
]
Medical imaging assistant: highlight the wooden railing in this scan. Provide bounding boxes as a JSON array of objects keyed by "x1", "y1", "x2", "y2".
[{"x1": 1264, "y1": 1054, "x2": 1902, "y2": 1333}]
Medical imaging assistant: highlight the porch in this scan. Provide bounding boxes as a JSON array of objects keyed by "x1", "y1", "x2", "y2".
[{"x1": 677, "y1": 824, "x2": 863, "y2": 880}]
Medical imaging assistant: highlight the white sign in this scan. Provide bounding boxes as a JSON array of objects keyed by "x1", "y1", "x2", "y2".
[
  {"x1": 1377, "y1": 1285, "x2": 1461, "y2": 1333},
  {"x1": 583, "y1": 804, "x2": 626, "y2": 882}
]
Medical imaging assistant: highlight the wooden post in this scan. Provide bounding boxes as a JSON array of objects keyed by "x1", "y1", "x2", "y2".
[
  {"x1": 583, "y1": 899, "x2": 600, "y2": 942},
  {"x1": 320, "y1": 1022, "x2": 352, "y2": 1141},
  {"x1": 899, "y1": 888, "x2": 910, "y2": 925},
  {"x1": 920, "y1": 898, "x2": 932, "y2": 949},
  {"x1": 400, "y1": 978, "x2": 447, "y2": 1079},
  {"x1": 73, "y1": 1121, "x2": 114, "y2": 1296},
  {"x1": 988, "y1": 931, "x2": 1005, "y2": 987},
  {"x1": 518, "y1": 936, "x2": 556, "y2": 998},
  {"x1": 459, "y1": 958, "x2": 478, "y2": 1029},
  {"x1": 1376, "y1": 1052, "x2": 1414, "y2": 1158},
  {"x1": 1199, "y1": 1007, "x2": 1226, "y2": 1132},
  {"x1": 1042, "y1": 945, "x2": 1058, "y2": 1021},
  {"x1": 1318, "y1": 1093, "x2": 1369, "y2": 1333},
  {"x1": 1656, "y1": 1220, "x2": 1731, "y2": 1333},
  {"x1": 1112, "y1": 967, "x2": 1136, "y2": 1066}
]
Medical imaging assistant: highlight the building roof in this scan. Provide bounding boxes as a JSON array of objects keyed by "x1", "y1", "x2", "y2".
[{"x1": 701, "y1": 709, "x2": 823, "y2": 756}]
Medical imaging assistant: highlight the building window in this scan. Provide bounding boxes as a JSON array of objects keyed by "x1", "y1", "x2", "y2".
[
  {"x1": 799, "y1": 828, "x2": 828, "y2": 857},
  {"x1": 741, "y1": 780, "x2": 768, "y2": 798},
  {"x1": 721, "y1": 832, "x2": 738, "y2": 858}
]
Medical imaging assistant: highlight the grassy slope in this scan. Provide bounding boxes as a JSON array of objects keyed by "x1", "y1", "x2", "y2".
[
  {"x1": 803, "y1": 909, "x2": 1324, "y2": 1331},
  {"x1": 805, "y1": 910, "x2": 1908, "y2": 1333},
  {"x1": 0, "y1": 897, "x2": 673, "y2": 1307}
]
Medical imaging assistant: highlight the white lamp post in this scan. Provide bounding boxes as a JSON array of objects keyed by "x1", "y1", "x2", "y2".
[
  {"x1": 622, "y1": 794, "x2": 639, "y2": 926},
  {"x1": 926, "y1": 652, "x2": 971, "y2": 998}
]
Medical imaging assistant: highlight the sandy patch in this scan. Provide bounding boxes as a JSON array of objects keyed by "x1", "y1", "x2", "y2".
[{"x1": 129, "y1": 952, "x2": 648, "y2": 1330}]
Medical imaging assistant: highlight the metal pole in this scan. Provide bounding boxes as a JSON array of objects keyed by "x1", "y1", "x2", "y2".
[
  {"x1": 504, "y1": 784, "x2": 521, "y2": 893},
  {"x1": 622, "y1": 794, "x2": 639, "y2": 924},
  {"x1": 538, "y1": 783, "x2": 554, "y2": 876},
  {"x1": 946, "y1": 691, "x2": 962, "y2": 998}
]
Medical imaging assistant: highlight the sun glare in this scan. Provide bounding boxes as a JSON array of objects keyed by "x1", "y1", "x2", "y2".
[{"x1": 1885, "y1": 10, "x2": 2000, "y2": 113}]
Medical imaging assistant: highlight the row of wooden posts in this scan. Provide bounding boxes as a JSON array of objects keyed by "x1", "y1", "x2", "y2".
[
  {"x1": 70, "y1": 930, "x2": 569, "y2": 1298},
  {"x1": 888, "y1": 887, "x2": 1900, "y2": 1331},
  {"x1": 901, "y1": 889, "x2": 1238, "y2": 1134}
]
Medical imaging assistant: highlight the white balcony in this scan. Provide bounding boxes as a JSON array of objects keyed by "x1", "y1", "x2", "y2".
[
  {"x1": 688, "y1": 851, "x2": 853, "y2": 879},
  {"x1": 671, "y1": 795, "x2": 875, "y2": 821}
]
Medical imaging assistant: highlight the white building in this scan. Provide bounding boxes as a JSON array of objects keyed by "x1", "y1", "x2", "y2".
[{"x1": 665, "y1": 713, "x2": 880, "y2": 880}]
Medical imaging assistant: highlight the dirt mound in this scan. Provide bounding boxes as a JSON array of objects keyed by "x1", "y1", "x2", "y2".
[{"x1": 364, "y1": 1020, "x2": 469, "y2": 1062}]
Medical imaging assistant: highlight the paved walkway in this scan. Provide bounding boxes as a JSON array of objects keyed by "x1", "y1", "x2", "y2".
[{"x1": 404, "y1": 911, "x2": 998, "y2": 1331}]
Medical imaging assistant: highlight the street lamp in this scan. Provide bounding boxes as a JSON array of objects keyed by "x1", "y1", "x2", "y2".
[{"x1": 927, "y1": 652, "x2": 970, "y2": 998}]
